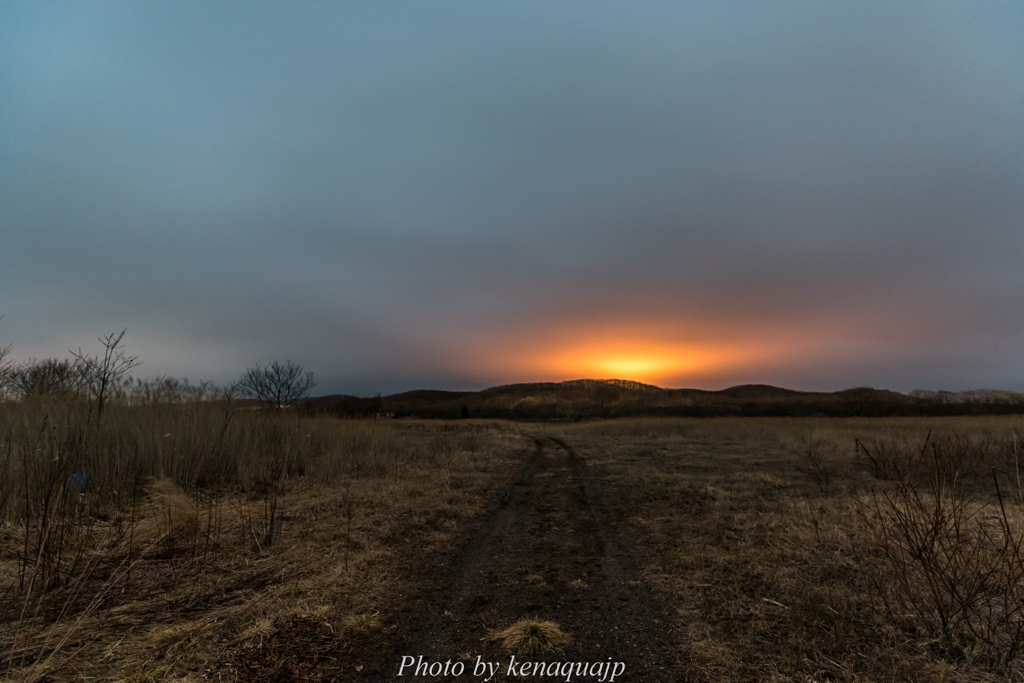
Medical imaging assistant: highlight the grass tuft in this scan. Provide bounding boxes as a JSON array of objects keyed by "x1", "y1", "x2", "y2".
[
  {"x1": 491, "y1": 619, "x2": 570, "y2": 657},
  {"x1": 136, "y1": 478, "x2": 199, "y2": 548}
]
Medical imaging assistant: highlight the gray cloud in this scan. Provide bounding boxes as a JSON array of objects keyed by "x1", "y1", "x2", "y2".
[{"x1": 2, "y1": 1, "x2": 1022, "y2": 394}]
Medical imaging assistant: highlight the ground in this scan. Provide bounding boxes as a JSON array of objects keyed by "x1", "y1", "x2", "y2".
[
  {"x1": 360, "y1": 435, "x2": 676, "y2": 681},
  {"x1": 226, "y1": 433, "x2": 676, "y2": 682},
  {"x1": 5, "y1": 415, "x2": 1024, "y2": 682}
]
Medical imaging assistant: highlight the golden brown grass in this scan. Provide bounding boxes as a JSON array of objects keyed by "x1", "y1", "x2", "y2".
[
  {"x1": 490, "y1": 619, "x2": 571, "y2": 657},
  {"x1": 543, "y1": 415, "x2": 1024, "y2": 682},
  {"x1": 6, "y1": 400, "x2": 1024, "y2": 681},
  {"x1": 0, "y1": 400, "x2": 532, "y2": 682}
]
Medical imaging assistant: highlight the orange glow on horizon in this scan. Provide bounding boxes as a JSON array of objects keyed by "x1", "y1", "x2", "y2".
[
  {"x1": 452, "y1": 317, "x2": 831, "y2": 388},
  {"x1": 594, "y1": 356, "x2": 669, "y2": 377},
  {"x1": 535, "y1": 340, "x2": 756, "y2": 385},
  {"x1": 448, "y1": 317, "x2": 839, "y2": 387}
]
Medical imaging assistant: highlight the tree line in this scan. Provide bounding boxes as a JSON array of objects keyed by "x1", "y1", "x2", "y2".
[{"x1": 0, "y1": 329, "x2": 316, "y2": 417}]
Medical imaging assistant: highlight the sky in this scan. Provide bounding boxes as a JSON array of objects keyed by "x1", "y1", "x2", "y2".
[{"x1": 2, "y1": 2, "x2": 1022, "y2": 396}]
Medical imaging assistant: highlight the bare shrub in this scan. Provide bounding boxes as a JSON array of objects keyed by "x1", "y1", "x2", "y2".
[
  {"x1": 71, "y1": 329, "x2": 142, "y2": 425},
  {"x1": 801, "y1": 430, "x2": 832, "y2": 495},
  {"x1": 857, "y1": 433, "x2": 928, "y2": 482},
  {"x1": 858, "y1": 435, "x2": 1024, "y2": 668},
  {"x1": 11, "y1": 414, "x2": 103, "y2": 596},
  {"x1": 858, "y1": 430, "x2": 997, "y2": 494}
]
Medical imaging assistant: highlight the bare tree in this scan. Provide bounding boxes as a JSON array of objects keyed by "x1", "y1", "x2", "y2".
[
  {"x1": 0, "y1": 342, "x2": 14, "y2": 396},
  {"x1": 0, "y1": 312, "x2": 13, "y2": 396},
  {"x1": 72, "y1": 329, "x2": 142, "y2": 424},
  {"x1": 11, "y1": 358, "x2": 88, "y2": 399},
  {"x1": 235, "y1": 360, "x2": 316, "y2": 408}
]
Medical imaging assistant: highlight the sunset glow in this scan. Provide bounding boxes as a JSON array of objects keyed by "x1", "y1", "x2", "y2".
[
  {"x1": 540, "y1": 344, "x2": 735, "y2": 384},
  {"x1": 594, "y1": 356, "x2": 672, "y2": 378},
  {"x1": 558, "y1": 343, "x2": 775, "y2": 384},
  {"x1": 458, "y1": 320, "x2": 787, "y2": 387},
  {"x1": 449, "y1": 313, "x2": 877, "y2": 389}
]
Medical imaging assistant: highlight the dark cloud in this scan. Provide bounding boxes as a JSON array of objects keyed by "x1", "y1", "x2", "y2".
[{"x1": 2, "y1": 1, "x2": 1022, "y2": 394}]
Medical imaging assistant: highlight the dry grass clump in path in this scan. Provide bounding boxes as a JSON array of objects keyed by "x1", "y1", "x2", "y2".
[{"x1": 491, "y1": 619, "x2": 571, "y2": 657}]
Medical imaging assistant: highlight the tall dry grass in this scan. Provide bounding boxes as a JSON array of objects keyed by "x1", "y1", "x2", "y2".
[
  {"x1": 0, "y1": 389, "x2": 490, "y2": 524},
  {"x1": 0, "y1": 382, "x2": 531, "y2": 681}
]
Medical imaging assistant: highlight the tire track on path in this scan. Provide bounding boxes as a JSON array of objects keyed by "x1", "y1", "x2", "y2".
[{"x1": 367, "y1": 435, "x2": 676, "y2": 682}]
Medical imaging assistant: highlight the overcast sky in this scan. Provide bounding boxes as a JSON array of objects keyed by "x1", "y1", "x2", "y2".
[{"x1": 2, "y1": 2, "x2": 1022, "y2": 396}]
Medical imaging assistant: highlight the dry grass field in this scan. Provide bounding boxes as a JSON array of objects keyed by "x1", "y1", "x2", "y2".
[
  {"x1": 544, "y1": 416, "x2": 1024, "y2": 682},
  {"x1": 3, "y1": 399, "x2": 1024, "y2": 681},
  {"x1": 0, "y1": 397, "x2": 531, "y2": 681}
]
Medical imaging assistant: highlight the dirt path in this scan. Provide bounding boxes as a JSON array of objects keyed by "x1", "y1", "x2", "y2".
[{"x1": 365, "y1": 435, "x2": 677, "y2": 682}]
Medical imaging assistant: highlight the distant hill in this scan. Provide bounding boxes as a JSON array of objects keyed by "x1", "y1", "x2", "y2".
[
  {"x1": 716, "y1": 384, "x2": 808, "y2": 399},
  {"x1": 303, "y1": 380, "x2": 1024, "y2": 420}
]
